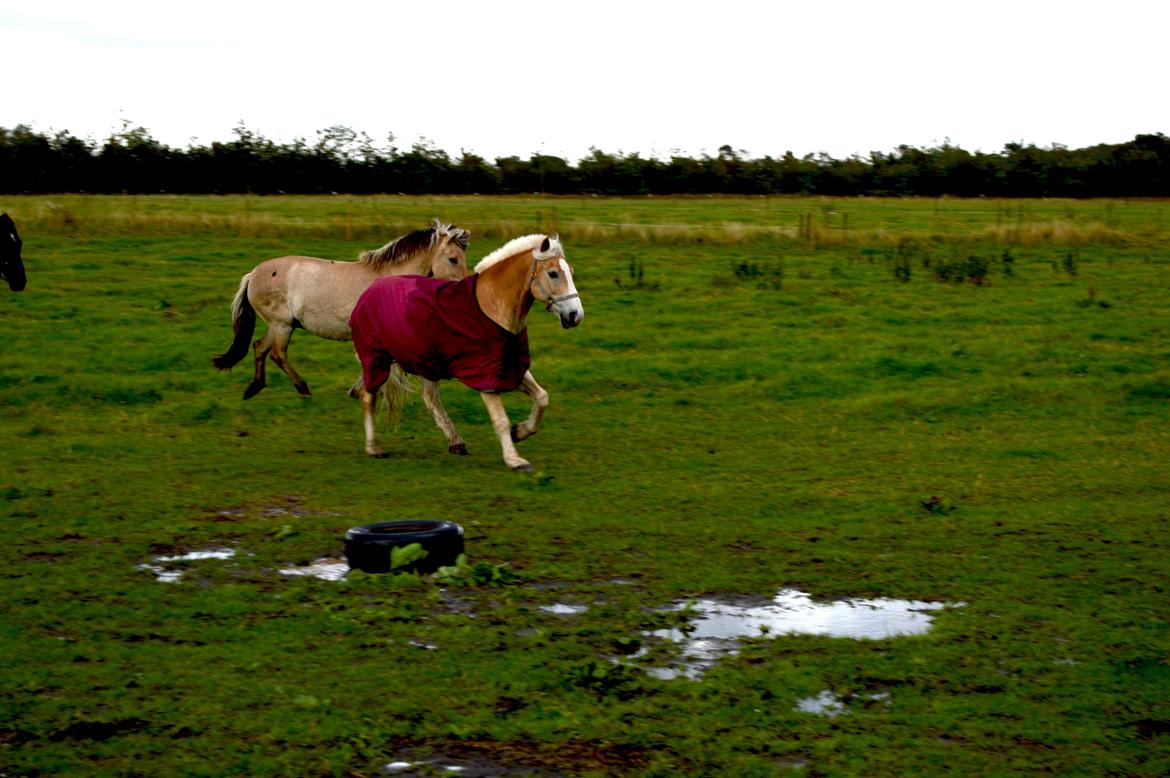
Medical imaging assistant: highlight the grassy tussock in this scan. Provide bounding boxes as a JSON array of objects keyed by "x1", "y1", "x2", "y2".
[
  {"x1": 14, "y1": 195, "x2": 1169, "y2": 248},
  {"x1": 981, "y1": 221, "x2": 1135, "y2": 246}
]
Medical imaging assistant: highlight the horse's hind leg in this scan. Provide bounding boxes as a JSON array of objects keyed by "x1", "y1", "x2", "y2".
[
  {"x1": 266, "y1": 326, "x2": 312, "y2": 397},
  {"x1": 481, "y1": 392, "x2": 531, "y2": 471},
  {"x1": 360, "y1": 385, "x2": 387, "y2": 457},
  {"x1": 422, "y1": 379, "x2": 468, "y2": 455},
  {"x1": 511, "y1": 371, "x2": 549, "y2": 443},
  {"x1": 244, "y1": 331, "x2": 273, "y2": 399}
]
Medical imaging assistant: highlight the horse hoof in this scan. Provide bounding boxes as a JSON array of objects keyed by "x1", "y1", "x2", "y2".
[
  {"x1": 243, "y1": 382, "x2": 264, "y2": 400},
  {"x1": 449, "y1": 443, "x2": 470, "y2": 456},
  {"x1": 296, "y1": 386, "x2": 313, "y2": 398},
  {"x1": 511, "y1": 462, "x2": 534, "y2": 473},
  {"x1": 366, "y1": 447, "x2": 388, "y2": 459}
]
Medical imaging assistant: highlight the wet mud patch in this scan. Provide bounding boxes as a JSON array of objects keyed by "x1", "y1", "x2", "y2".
[{"x1": 50, "y1": 717, "x2": 151, "y2": 742}]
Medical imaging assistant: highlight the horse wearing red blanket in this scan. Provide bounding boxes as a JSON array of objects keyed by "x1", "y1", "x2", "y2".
[{"x1": 350, "y1": 234, "x2": 583, "y2": 471}]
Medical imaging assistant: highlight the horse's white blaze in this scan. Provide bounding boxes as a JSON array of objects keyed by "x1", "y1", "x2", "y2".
[{"x1": 552, "y1": 258, "x2": 584, "y2": 323}]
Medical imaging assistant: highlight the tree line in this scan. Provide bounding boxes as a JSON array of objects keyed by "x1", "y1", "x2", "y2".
[{"x1": 2, "y1": 123, "x2": 1168, "y2": 198}]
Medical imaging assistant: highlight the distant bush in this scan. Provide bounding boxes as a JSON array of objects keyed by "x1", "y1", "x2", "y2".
[{"x1": 4, "y1": 124, "x2": 1169, "y2": 197}]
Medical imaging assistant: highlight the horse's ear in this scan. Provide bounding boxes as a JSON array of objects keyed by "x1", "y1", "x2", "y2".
[{"x1": 540, "y1": 237, "x2": 550, "y2": 252}]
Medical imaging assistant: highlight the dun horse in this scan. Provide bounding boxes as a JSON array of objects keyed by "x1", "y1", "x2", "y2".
[
  {"x1": 350, "y1": 234, "x2": 584, "y2": 471},
  {"x1": 1, "y1": 214, "x2": 27, "y2": 292},
  {"x1": 212, "y1": 220, "x2": 469, "y2": 398}
]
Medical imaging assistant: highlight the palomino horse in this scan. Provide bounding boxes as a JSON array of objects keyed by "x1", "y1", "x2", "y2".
[
  {"x1": 350, "y1": 234, "x2": 583, "y2": 471},
  {"x1": 212, "y1": 219, "x2": 470, "y2": 399},
  {"x1": 1, "y1": 214, "x2": 27, "y2": 292}
]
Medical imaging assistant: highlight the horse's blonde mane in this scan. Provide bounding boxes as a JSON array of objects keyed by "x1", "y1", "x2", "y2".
[
  {"x1": 358, "y1": 219, "x2": 470, "y2": 269},
  {"x1": 474, "y1": 233, "x2": 562, "y2": 273}
]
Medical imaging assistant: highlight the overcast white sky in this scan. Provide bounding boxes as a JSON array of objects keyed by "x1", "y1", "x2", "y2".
[{"x1": 2, "y1": 0, "x2": 1167, "y2": 163}]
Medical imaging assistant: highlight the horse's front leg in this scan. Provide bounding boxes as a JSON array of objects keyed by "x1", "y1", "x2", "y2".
[
  {"x1": 422, "y1": 379, "x2": 468, "y2": 455},
  {"x1": 360, "y1": 386, "x2": 387, "y2": 458},
  {"x1": 511, "y1": 370, "x2": 549, "y2": 443},
  {"x1": 481, "y1": 392, "x2": 531, "y2": 471}
]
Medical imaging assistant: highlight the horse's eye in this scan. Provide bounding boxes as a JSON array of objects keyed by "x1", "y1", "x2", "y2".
[
  {"x1": 448, "y1": 256, "x2": 458, "y2": 263},
  {"x1": 548, "y1": 270, "x2": 559, "y2": 279}
]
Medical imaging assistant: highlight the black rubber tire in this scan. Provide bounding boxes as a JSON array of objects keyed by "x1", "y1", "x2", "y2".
[{"x1": 344, "y1": 520, "x2": 464, "y2": 574}]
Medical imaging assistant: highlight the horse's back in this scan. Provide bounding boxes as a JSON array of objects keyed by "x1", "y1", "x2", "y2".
[
  {"x1": 248, "y1": 255, "x2": 378, "y2": 340},
  {"x1": 351, "y1": 275, "x2": 530, "y2": 392}
]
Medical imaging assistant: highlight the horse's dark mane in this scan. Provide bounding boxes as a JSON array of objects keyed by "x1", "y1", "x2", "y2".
[{"x1": 358, "y1": 220, "x2": 470, "y2": 269}]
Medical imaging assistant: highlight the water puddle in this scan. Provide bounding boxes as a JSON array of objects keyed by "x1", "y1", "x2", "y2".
[
  {"x1": 539, "y1": 603, "x2": 588, "y2": 615},
  {"x1": 138, "y1": 548, "x2": 236, "y2": 583},
  {"x1": 278, "y1": 558, "x2": 349, "y2": 581},
  {"x1": 385, "y1": 761, "x2": 465, "y2": 775},
  {"x1": 646, "y1": 589, "x2": 961, "y2": 679},
  {"x1": 794, "y1": 690, "x2": 846, "y2": 717},
  {"x1": 794, "y1": 689, "x2": 892, "y2": 718}
]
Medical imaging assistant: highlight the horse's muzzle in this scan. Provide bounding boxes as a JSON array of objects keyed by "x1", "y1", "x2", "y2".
[
  {"x1": 560, "y1": 309, "x2": 582, "y2": 329},
  {"x1": 4, "y1": 266, "x2": 25, "y2": 292}
]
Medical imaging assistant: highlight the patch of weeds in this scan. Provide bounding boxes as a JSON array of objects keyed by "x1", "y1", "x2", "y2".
[
  {"x1": 891, "y1": 253, "x2": 912, "y2": 283},
  {"x1": 1000, "y1": 449, "x2": 1058, "y2": 460},
  {"x1": 873, "y1": 356, "x2": 941, "y2": 379},
  {"x1": 1001, "y1": 247, "x2": 1016, "y2": 276},
  {"x1": 612, "y1": 636, "x2": 643, "y2": 656},
  {"x1": 891, "y1": 237, "x2": 925, "y2": 282},
  {"x1": 1126, "y1": 378, "x2": 1170, "y2": 401},
  {"x1": 1075, "y1": 287, "x2": 1112, "y2": 309},
  {"x1": 93, "y1": 386, "x2": 164, "y2": 405},
  {"x1": 191, "y1": 402, "x2": 221, "y2": 423},
  {"x1": 563, "y1": 660, "x2": 645, "y2": 699},
  {"x1": 433, "y1": 555, "x2": 523, "y2": 587},
  {"x1": 730, "y1": 258, "x2": 784, "y2": 290},
  {"x1": 273, "y1": 524, "x2": 298, "y2": 540},
  {"x1": 614, "y1": 258, "x2": 659, "y2": 291},
  {"x1": 521, "y1": 471, "x2": 557, "y2": 489},
  {"x1": 935, "y1": 253, "x2": 990, "y2": 285},
  {"x1": 920, "y1": 496, "x2": 958, "y2": 515},
  {"x1": 391, "y1": 543, "x2": 428, "y2": 571}
]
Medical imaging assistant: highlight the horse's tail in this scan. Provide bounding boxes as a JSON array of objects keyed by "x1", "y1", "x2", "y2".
[
  {"x1": 211, "y1": 272, "x2": 256, "y2": 370},
  {"x1": 385, "y1": 364, "x2": 414, "y2": 430}
]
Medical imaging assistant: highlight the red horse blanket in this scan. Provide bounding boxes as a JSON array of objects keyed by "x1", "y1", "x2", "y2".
[{"x1": 350, "y1": 274, "x2": 531, "y2": 393}]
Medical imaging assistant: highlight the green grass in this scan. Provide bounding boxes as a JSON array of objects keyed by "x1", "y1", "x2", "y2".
[
  {"x1": 2, "y1": 196, "x2": 1169, "y2": 776},
  {"x1": 5, "y1": 192, "x2": 1170, "y2": 246}
]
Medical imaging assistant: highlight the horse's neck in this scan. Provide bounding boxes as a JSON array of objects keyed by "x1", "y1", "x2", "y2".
[
  {"x1": 476, "y1": 254, "x2": 533, "y2": 333},
  {"x1": 391, "y1": 252, "x2": 430, "y2": 276}
]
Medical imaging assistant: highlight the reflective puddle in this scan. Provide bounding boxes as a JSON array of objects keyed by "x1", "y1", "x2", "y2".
[
  {"x1": 278, "y1": 558, "x2": 349, "y2": 581},
  {"x1": 795, "y1": 690, "x2": 846, "y2": 718},
  {"x1": 385, "y1": 761, "x2": 465, "y2": 775},
  {"x1": 539, "y1": 603, "x2": 588, "y2": 615},
  {"x1": 138, "y1": 549, "x2": 236, "y2": 583},
  {"x1": 795, "y1": 689, "x2": 892, "y2": 718},
  {"x1": 646, "y1": 589, "x2": 961, "y2": 679}
]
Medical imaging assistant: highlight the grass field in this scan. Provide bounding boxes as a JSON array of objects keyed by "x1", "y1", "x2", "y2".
[{"x1": 2, "y1": 195, "x2": 1169, "y2": 776}]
